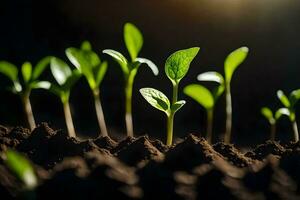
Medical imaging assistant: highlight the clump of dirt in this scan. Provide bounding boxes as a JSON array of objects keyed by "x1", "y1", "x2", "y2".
[
  {"x1": 163, "y1": 134, "x2": 223, "y2": 171},
  {"x1": 111, "y1": 136, "x2": 136, "y2": 154},
  {"x1": 116, "y1": 136, "x2": 164, "y2": 166},
  {"x1": 93, "y1": 136, "x2": 118, "y2": 151},
  {"x1": 0, "y1": 126, "x2": 30, "y2": 152},
  {"x1": 245, "y1": 140, "x2": 285, "y2": 160},
  {"x1": 213, "y1": 142, "x2": 253, "y2": 167},
  {"x1": 149, "y1": 139, "x2": 169, "y2": 153}
]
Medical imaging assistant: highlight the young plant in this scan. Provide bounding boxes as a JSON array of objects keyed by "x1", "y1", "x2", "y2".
[
  {"x1": 0, "y1": 57, "x2": 51, "y2": 130},
  {"x1": 103, "y1": 23, "x2": 158, "y2": 137},
  {"x1": 276, "y1": 89, "x2": 300, "y2": 142},
  {"x1": 2, "y1": 149, "x2": 37, "y2": 190},
  {"x1": 140, "y1": 47, "x2": 199, "y2": 146},
  {"x1": 48, "y1": 57, "x2": 81, "y2": 138},
  {"x1": 66, "y1": 41, "x2": 109, "y2": 137},
  {"x1": 197, "y1": 47, "x2": 249, "y2": 143},
  {"x1": 183, "y1": 83, "x2": 224, "y2": 144},
  {"x1": 261, "y1": 107, "x2": 277, "y2": 140}
]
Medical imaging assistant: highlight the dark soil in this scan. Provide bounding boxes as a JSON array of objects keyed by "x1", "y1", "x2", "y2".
[{"x1": 1, "y1": 123, "x2": 300, "y2": 199}]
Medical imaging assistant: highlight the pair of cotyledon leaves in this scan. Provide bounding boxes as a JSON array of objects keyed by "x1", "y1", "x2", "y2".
[
  {"x1": 184, "y1": 47, "x2": 249, "y2": 111},
  {"x1": 0, "y1": 57, "x2": 51, "y2": 93},
  {"x1": 263, "y1": 89, "x2": 300, "y2": 122}
]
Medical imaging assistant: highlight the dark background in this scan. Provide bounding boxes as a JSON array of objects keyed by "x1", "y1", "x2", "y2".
[{"x1": 1, "y1": 0, "x2": 300, "y2": 146}]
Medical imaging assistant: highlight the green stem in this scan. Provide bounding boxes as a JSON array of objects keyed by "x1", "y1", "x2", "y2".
[
  {"x1": 63, "y1": 100, "x2": 76, "y2": 138},
  {"x1": 292, "y1": 120, "x2": 299, "y2": 142},
  {"x1": 93, "y1": 89, "x2": 108, "y2": 137},
  {"x1": 125, "y1": 72, "x2": 136, "y2": 137},
  {"x1": 22, "y1": 91, "x2": 36, "y2": 131},
  {"x1": 172, "y1": 82, "x2": 178, "y2": 104},
  {"x1": 270, "y1": 123, "x2": 276, "y2": 141},
  {"x1": 206, "y1": 108, "x2": 214, "y2": 144},
  {"x1": 224, "y1": 86, "x2": 232, "y2": 143},
  {"x1": 166, "y1": 112, "x2": 174, "y2": 146}
]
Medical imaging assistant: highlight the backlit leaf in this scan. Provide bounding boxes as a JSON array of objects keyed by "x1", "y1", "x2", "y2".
[
  {"x1": 140, "y1": 88, "x2": 170, "y2": 113},
  {"x1": 50, "y1": 57, "x2": 72, "y2": 85},
  {"x1": 277, "y1": 90, "x2": 291, "y2": 107},
  {"x1": 184, "y1": 84, "x2": 214, "y2": 110},
  {"x1": 21, "y1": 62, "x2": 32, "y2": 83},
  {"x1": 124, "y1": 23, "x2": 143, "y2": 61},
  {"x1": 135, "y1": 57, "x2": 159, "y2": 75}
]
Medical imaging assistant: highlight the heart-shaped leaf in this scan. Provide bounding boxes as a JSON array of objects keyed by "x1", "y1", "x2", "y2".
[{"x1": 165, "y1": 47, "x2": 200, "y2": 84}]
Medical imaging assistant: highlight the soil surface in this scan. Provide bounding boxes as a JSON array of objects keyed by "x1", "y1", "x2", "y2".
[{"x1": 1, "y1": 123, "x2": 300, "y2": 199}]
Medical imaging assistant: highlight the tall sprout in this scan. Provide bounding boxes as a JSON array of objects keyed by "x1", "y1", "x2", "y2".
[
  {"x1": 66, "y1": 41, "x2": 109, "y2": 137},
  {"x1": 140, "y1": 47, "x2": 199, "y2": 146},
  {"x1": 197, "y1": 47, "x2": 249, "y2": 143},
  {"x1": 0, "y1": 57, "x2": 51, "y2": 130},
  {"x1": 276, "y1": 89, "x2": 300, "y2": 142},
  {"x1": 103, "y1": 23, "x2": 158, "y2": 137},
  {"x1": 184, "y1": 82, "x2": 224, "y2": 144},
  {"x1": 47, "y1": 57, "x2": 81, "y2": 137}
]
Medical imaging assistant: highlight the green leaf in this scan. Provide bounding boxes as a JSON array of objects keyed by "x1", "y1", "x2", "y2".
[
  {"x1": 95, "y1": 61, "x2": 108, "y2": 87},
  {"x1": 124, "y1": 23, "x2": 143, "y2": 61},
  {"x1": 290, "y1": 89, "x2": 300, "y2": 106},
  {"x1": 197, "y1": 71, "x2": 224, "y2": 84},
  {"x1": 32, "y1": 56, "x2": 51, "y2": 80},
  {"x1": 261, "y1": 107, "x2": 275, "y2": 124},
  {"x1": 49, "y1": 84, "x2": 62, "y2": 97},
  {"x1": 277, "y1": 90, "x2": 291, "y2": 107},
  {"x1": 165, "y1": 47, "x2": 200, "y2": 84},
  {"x1": 103, "y1": 49, "x2": 128, "y2": 73},
  {"x1": 171, "y1": 100, "x2": 186, "y2": 113},
  {"x1": 275, "y1": 108, "x2": 291, "y2": 120},
  {"x1": 224, "y1": 47, "x2": 249, "y2": 83},
  {"x1": 183, "y1": 84, "x2": 214, "y2": 110},
  {"x1": 81, "y1": 40, "x2": 92, "y2": 51},
  {"x1": 65, "y1": 48, "x2": 82, "y2": 70},
  {"x1": 0, "y1": 61, "x2": 19, "y2": 81},
  {"x1": 4, "y1": 150, "x2": 37, "y2": 189},
  {"x1": 30, "y1": 81, "x2": 51, "y2": 89},
  {"x1": 212, "y1": 85, "x2": 225, "y2": 99},
  {"x1": 62, "y1": 69, "x2": 81, "y2": 91},
  {"x1": 21, "y1": 62, "x2": 32, "y2": 83},
  {"x1": 50, "y1": 57, "x2": 72, "y2": 85},
  {"x1": 140, "y1": 88, "x2": 170, "y2": 113},
  {"x1": 135, "y1": 57, "x2": 159, "y2": 75}
]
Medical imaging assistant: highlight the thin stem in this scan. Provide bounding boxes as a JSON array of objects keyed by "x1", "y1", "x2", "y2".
[
  {"x1": 166, "y1": 113, "x2": 174, "y2": 146},
  {"x1": 172, "y1": 82, "x2": 178, "y2": 104},
  {"x1": 292, "y1": 120, "x2": 299, "y2": 142},
  {"x1": 270, "y1": 123, "x2": 276, "y2": 141},
  {"x1": 63, "y1": 101, "x2": 76, "y2": 138},
  {"x1": 224, "y1": 86, "x2": 232, "y2": 143},
  {"x1": 22, "y1": 91, "x2": 36, "y2": 131},
  {"x1": 125, "y1": 72, "x2": 136, "y2": 137},
  {"x1": 93, "y1": 89, "x2": 108, "y2": 137},
  {"x1": 206, "y1": 108, "x2": 214, "y2": 144}
]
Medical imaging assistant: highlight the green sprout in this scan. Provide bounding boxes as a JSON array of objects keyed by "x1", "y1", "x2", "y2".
[
  {"x1": 3, "y1": 149, "x2": 37, "y2": 190},
  {"x1": 261, "y1": 107, "x2": 277, "y2": 140},
  {"x1": 276, "y1": 89, "x2": 300, "y2": 142},
  {"x1": 197, "y1": 47, "x2": 249, "y2": 143},
  {"x1": 0, "y1": 58, "x2": 51, "y2": 130},
  {"x1": 66, "y1": 41, "x2": 109, "y2": 137},
  {"x1": 183, "y1": 82, "x2": 224, "y2": 144},
  {"x1": 48, "y1": 57, "x2": 81, "y2": 138},
  {"x1": 103, "y1": 23, "x2": 158, "y2": 137},
  {"x1": 140, "y1": 47, "x2": 199, "y2": 146}
]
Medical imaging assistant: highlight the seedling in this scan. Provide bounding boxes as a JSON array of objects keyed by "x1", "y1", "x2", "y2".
[
  {"x1": 103, "y1": 23, "x2": 158, "y2": 137},
  {"x1": 0, "y1": 58, "x2": 51, "y2": 130},
  {"x1": 261, "y1": 107, "x2": 277, "y2": 140},
  {"x1": 276, "y1": 89, "x2": 300, "y2": 142},
  {"x1": 2, "y1": 149, "x2": 37, "y2": 189},
  {"x1": 140, "y1": 47, "x2": 199, "y2": 146},
  {"x1": 48, "y1": 57, "x2": 81, "y2": 137},
  {"x1": 66, "y1": 41, "x2": 109, "y2": 137},
  {"x1": 183, "y1": 82, "x2": 224, "y2": 144},
  {"x1": 197, "y1": 47, "x2": 249, "y2": 143}
]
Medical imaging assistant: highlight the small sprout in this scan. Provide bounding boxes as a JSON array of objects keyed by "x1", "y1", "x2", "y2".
[
  {"x1": 0, "y1": 57, "x2": 51, "y2": 130},
  {"x1": 276, "y1": 89, "x2": 300, "y2": 142},
  {"x1": 103, "y1": 22, "x2": 158, "y2": 137},
  {"x1": 140, "y1": 47, "x2": 199, "y2": 146},
  {"x1": 261, "y1": 107, "x2": 277, "y2": 140},
  {"x1": 3, "y1": 149, "x2": 37, "y2": 189},
  {"x1": 48, "y1": 57, "x2": 81, "y2": 137},
  {"x1": 184, "y1": 83, "x2": 224, "y2": 144},
  {"x1": 66, "y1": 41, "x2": 109, "y2": 137},
  {"x1": 197, "y1": 47, "x2": 249, "y2": 143}
]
